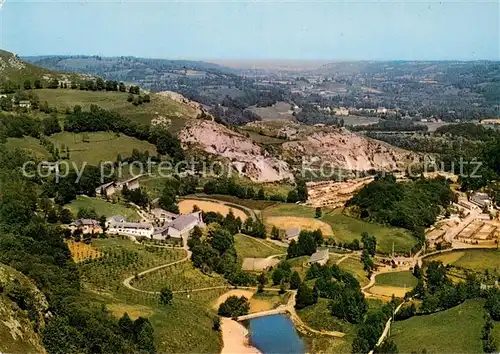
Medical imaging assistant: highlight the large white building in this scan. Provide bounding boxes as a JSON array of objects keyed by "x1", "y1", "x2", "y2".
[
  {"x1": 152, "y1": 211, "x2": 204, "y2": 246},
  {"x1": 107, "y1": 215, "x2": 154, "y2": 238}
]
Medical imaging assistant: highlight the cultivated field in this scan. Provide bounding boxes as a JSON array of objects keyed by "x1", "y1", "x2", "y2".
[
  {"x1": 66, "y1": 240, "x2": 102, "y2": 263},
  {"x1": 131, "y1": 261, "x2": 227, "y2": 292},
  {"x1": 265, "y1": 216, "x2": 333, "y2": 235},
  {"x1": 391, "y1": 299, "x2": 493, "y2": 353},
  {"x1": 178, "y1": 199, "x2": 248, "y2": 220},
  {"x1": 48, "y1": 131, "x2": 157, "y2": 166},
  {"x1": 78, "y1": 238, "x2": 185, "y2": 290},
  {"x1": 65, "y1": 196, "x2": 140, "y2": 221}
]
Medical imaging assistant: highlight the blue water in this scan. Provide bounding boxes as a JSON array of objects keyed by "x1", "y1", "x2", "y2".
[{"x1": 248, "y1": 314, "x2": 305, "y2": 354}]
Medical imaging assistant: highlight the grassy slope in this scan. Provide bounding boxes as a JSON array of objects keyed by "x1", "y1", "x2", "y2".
[
  {"x1": 36, "y1": 89, "x2": 198, "y2": 127},
  {"x1": 374, "y1": 271, "x2": 418, "y2": 288},
  {"x1": 65, "y1": 196, "x2": 140, "y2": 221},
  {"x1": 5, "y1": 137, "x2": 51, "y2": 160},
  {"x1": 234, "y1": 233, "x2": 286, "y2": 259},
  {"x1": 338, "y1": 257, "x2": 370, "y2": 287},
  {"x1": 263, "y1": 204, "x2": 416, "y2": 255},
  {"x1": 48, "y1": 131, "x2": 157, "y2": 166},
  {"x1": 0, "y1": 264, "x2": 46, "y2": 353},
  {"x1": 0, "y1": 50, "x2": 81, "y2": 85},
  {"x1": 391, "y1": 299, "x2": 487, "y2": 353}
]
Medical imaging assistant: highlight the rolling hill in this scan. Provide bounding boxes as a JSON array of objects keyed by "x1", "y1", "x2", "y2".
[{"x1": 0, "y1": 49, "x2": 87, "y2": 87}]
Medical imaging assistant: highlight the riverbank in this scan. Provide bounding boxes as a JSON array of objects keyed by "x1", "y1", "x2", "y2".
[{"x1": 220, "y1": 317, "x2": 261, "y2": 354}]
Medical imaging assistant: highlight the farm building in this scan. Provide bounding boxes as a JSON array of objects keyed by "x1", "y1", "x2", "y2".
[
  {"x1": 152, "y1": 211, "x2": 204, "y2": 246},
  {"x1": 18, "y1": 100, "x2": 31, "y2": 108},
  {"x1": 471, "y1": 192, "x2": 491, "y2": 208},
  {"x1": 391, "y1": 256, "x2": 414, "y2": 268},
  {"x1": 95, "y1": 176, "x2": 141, "y2": 197},
  {"x1": 308, "y1": 249, "x2": 329, "y2": 266},
  {"x1": 151, "y1": 208, "x2": 178, "y2": 224},
  {"x1": 107, "y1": 216, "x2": 154, "y2": 238},
  {"x1": 69, "y1": 219, "x2": 103, "y2": 235},
  {"x1": 285, "y1": 227, "x2": 300, "y2": 242},
  {"x1": 242, "y1": 257, "x2": 280, "y2": 272}
]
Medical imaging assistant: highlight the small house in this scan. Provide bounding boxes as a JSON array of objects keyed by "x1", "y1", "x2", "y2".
[
  {"x1": 308, "y1": 249, "x2": 329, "y2": 266},
  {"x1": 285, "y1": 227, "x2": 300, "y2": 242},
  {"x1": 69, "y1": 219, "x2": 102, "y2": 235}
]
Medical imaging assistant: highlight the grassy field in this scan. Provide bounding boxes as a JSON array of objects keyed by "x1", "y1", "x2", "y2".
[
  {"x1": 374, "y1": 271, "x2": 418, "y2": 288},
  {"x1": 48, "y1": 131, "x2": 157, "y2": 166},
  {"x1": 65, "y1": 196, "x2": 140, "y2": 221},
  {"x1": 429, "y1": 249, "x2": 500, "y2": 272},
  {"x1": 338, "y1": 257, "x2": 370, "y2": 287},
  {"x1": 391, "y1": 299, "x2": 490, "y2": 353},
  {"x1": 296, "y1": 298, "x2": 356, "y2": 354},
  {"x1": 5, "y1": 137, "x2": 51, "y2": 160},
  {"x1": 234, "y1": 233, "x2": 286, "y2": 259},
  {"x1": 322, "y1": 209, "x2": 416, "y2": 255},
  {"x1": 36, "y1": 89, "x2": 198, "y2": 128},
  {"x1": 262, "y1": 204, "x2": 416, "y2": 255},
  {"x1": 131, "y1": 261, "x2": 227, "y2": 292},
  {"x1": 78, "y1": 238, "x2": 185, "y2": 290}
]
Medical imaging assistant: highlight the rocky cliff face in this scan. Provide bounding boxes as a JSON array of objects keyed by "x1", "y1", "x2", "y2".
[
  {"x1": 282, "y1": 128, "x2": 419, "y2": 172},
  {"x1": 179, "y1": 120, "x2": 294, "y2": 182},
  {"x1": 0, "y1": 264, "x2": 48, "y2": 354}
]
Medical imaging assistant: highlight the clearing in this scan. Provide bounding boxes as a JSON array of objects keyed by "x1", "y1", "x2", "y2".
[
  {"x1": 48, "y1": 131, "x2": 157, "y2": 166},
  {"x1": 391, "y1": 299, "x2": 494, "y2": 353},
  {"x1": 178, "y1": 199, "x2": 248, "y2": 220},
  {"x1": 234, "y1": 233, "x2": 286, "y2": 259},
  {"x1": 65, "y1": 196, "x2": 140, "y2": 221}
]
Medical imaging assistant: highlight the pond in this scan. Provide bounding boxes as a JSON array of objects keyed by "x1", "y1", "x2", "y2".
[{"x1": 248, "y1": 314, "x2": 305, "y2": 354}]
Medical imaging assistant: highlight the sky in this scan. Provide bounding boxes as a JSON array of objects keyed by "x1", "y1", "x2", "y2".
[{"x1": 0, "y1": 0, "x2": 499, "y2": 61}]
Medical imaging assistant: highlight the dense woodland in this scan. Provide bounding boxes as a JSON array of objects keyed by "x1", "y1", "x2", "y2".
[
  {"x1": 347, "y1": 175, "x2": 455, "y2": 245},
  {"x1": 0, "y1": 146, "x2": 157, "y2": 353}
]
